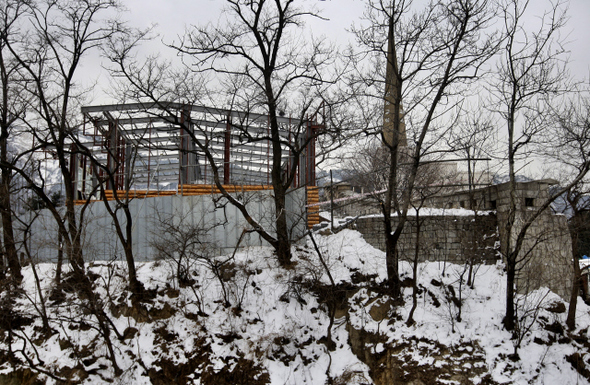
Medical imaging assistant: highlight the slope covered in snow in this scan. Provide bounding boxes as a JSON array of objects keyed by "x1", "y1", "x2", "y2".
[{"x1": 0, "y1": 229, "x2": 589, "y2": 384}]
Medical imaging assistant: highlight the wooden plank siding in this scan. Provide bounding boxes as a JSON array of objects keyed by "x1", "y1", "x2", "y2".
[
  {"x1": 306, "y1": 186, "x2": 320, "y2": 228},
  {"x1": 75, "y1": 184, "x2": 321, "y2": 229}
]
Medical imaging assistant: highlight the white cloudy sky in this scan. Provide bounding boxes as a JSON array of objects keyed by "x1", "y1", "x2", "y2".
[{"x1": 83, "y1": 0, "x2": 590, "y2": 104}]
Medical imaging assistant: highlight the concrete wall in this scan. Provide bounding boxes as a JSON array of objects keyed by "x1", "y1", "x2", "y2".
[
  {"x1": 20, "y1": 189, "x2": 307, "y2": 262},
  {"x1": 500, "y1": 210, "x2": 573, "y2": 298},
  {"x1": 423, "y1": 179, "x2": 556, "y2": 212}
]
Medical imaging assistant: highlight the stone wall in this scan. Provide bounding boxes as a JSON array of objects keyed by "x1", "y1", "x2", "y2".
[
  {"x1": 354, "y1": 207, "x2": 573, "y2": 298},
  {"x1": 492, "y1": 181, "x2": 573, "y2": 298},
  {"x1": 354, "y1": 213, "x2": 499, "y2": 264},
  {"x1": 332, "y1": 179, "x2": 574, "y2": 298}
]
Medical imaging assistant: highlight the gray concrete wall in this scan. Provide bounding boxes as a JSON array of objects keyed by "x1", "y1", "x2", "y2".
[{"x1": 498, "y1": 210, "x2": 573, "y2": 298}]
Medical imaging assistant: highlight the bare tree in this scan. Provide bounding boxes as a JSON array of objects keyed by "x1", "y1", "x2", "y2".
[
  {"x1": 150, "y1": 205, "x2": 220, "y2": 288},
  {"x1": 343, "y1": 140, "x2": 390, "y2": 196},
  {"x1": 0, "y1": 0, "x2": 30, "y2": 284},
  {"x1": 406, "y1": 162, "x2": 451, "y2": 326},
  {"x1": 3, "y1": 0, "x2": 127, "y2": 374},
  {"x1": 445, "y1": 108, "x2": 496, "y2": 285},
  {"x1": 545, "y1": 96, "x2": 590, "y2": 330},
  {"x1": 65, "y1": 137, "x2": 146, "y2": 297},
  {"x1": 106, "y1": 0, "x2": 344, "y2": 267},
  {"x1": 489, "y1": 0, "x2": 590, "y2": 332},
  {"x1": 4, "y1": 0, "x2": 123, "y2": 275},
  {"x1": 351, "y1": 0, "x2": 498, "y2": 297},
  {"x1": 445, "y1": 107, "x2": 495, "y2": 206}
]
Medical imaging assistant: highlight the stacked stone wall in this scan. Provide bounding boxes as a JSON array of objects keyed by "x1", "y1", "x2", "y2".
[
  {"x1": 354, "y1": 208, "x2": 573, "y2": 298},
  {"x1": 355, "y1": 213, "x2": 499, "y2": 264}
]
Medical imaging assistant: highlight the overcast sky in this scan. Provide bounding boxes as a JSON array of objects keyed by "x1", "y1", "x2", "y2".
[
  {"x1": 75, "y1": 0, "x2": 589, "y2": 177},
  {"x1": 84, "y1": 0, "x2": 590, "y2": 104}
]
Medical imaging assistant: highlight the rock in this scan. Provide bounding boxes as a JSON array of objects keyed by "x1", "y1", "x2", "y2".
[
  {"x1": 369, "y1": 299, "x2": 391, "y2": 322},
  {"x1": 545, "y1": 301, "x2": 566, "y2": 314},
  {"x1": 544, "y1": 321, "x2": 564, "y2": 335},
  {"x1": 0, "y1": 369, "x2": 40, "y2": 385},
  {"x1": 123, "y1": 326, "x2": 139, "y2": 340}
]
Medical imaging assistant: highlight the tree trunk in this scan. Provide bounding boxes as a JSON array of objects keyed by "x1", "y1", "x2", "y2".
[
  {"x1": 504, "y1": 255, "x2": 516, "y2": 331},
  {"x1": 566, "y1": 255, "x2": 581, "y2": 331},
  {"x1": 407, "y1": 214, "x2": 421, "y2": 325},
  {"x1": 0, "y1": 243, "x2": 4, "y2": 280},
  {"x1": 383, "y1": 134, "x2": 401, "y2": 298},
  {"x1": 503, "y1": 111, "x2": 517, "y2": 331},
  {"x1": 0, "y1": 186, "x2": 20, "y2": 283},
  {"x1": 385, "y1": 226, "x2": 401, "y2": 298},
  {"x1": 106, "y1": 194, "x2": 143, "y2": 296},
  {"x1": 65, "y1": 203, "x2": 85, "y2": 274},
  {"x1": 566, "y1": 213, "x2": 582, "y2": 330},
  {"x1": 60, "y1": 152, "x2": 86, "y2": 275},
  {"x1": 0, "y1": 147, "x2": 21, "y2": 283},
  {"x1": 55, "y1": 231, "x2": 63, "y2": 285},
  {"x1": 124, "y1": 208, "x2": 142, "y2": 296},
  {"x1": 267, "y1": 76, "x2": 292, "y2": 266},
  {"x1": 273, "y1": 183, "x2": 291, "y2": 266}
]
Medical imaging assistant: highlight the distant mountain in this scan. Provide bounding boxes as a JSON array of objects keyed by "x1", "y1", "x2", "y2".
[
  {"x1": 551, "y1": 188, "x2": 590, "y2": 217},
  {"x1": 316, "y1": 169, "x2": 355, "y2": 187}
]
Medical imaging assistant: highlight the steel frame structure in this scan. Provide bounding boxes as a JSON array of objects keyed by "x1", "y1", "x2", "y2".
[{"x1": 76, "y1": 102, "x2": 321, "y2": 196}]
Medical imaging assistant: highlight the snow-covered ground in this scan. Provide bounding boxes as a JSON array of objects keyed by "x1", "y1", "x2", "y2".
[{"x1": 1, "y1": 229, "x2": 589, "y2": 384}]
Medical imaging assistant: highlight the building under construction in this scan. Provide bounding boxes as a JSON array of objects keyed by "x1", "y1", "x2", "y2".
[{"x1": 74, "y1": 102, "x2": 321, "y2": 228}]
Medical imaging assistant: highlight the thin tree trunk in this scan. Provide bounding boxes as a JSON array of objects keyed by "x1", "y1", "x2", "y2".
[
  {"x1": 407, "y1": 214, "x2": 421, "y2": 325},
  {"x1": 566, "y1": 214, "x2": 582, "y2": 330},
  {"x1": 384, "y1": 225, "x2": 401, "y2": 298},
  {"x1": 54, "y1": 231, "x2": 63, "y2": 285},
  {"x1": 265, "y1": 69, "x2": 292, "y2": 266},
  {"x1": 566, "y1": 252, "x2": 581, "y2": 331},
  {"x1": 503, "y1": 106, "x2": 518, "y2": 332},
  {"x1": 0, "y1": 243, "x2": 4, "y2": 280},
  {"x1": 384, "y1": 139, "x2": 401, "y2": 298},
  {"x1": 23, "y1": 230, "x2": 51, "y2": 333},
  {"x1": 125, "y1": 211, "x2": 141, "y2": 295}
]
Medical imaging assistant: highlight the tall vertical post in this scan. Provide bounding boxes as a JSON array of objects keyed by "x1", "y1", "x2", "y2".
[
  {"x1": 179, "y1": 106, "x2": 201, "y2": 185},
  {"x1": 124, "y1": 143, "x2": 133, "y2": 191},
  {"x1": 307, "y1": 121, "x2": 316, "y2": 186},
  {"x1": 179, "y1": 109, "x2": 186, "y2": 187},
  {"x1": 330, "y1": 169, "x2": 334, "y2": 229},
  {"x1": 224, "y1": 116, "x2": 231, "y2": 185},
  {"x1": 117, "y1": 130, "x2": 125, "y2": 190},
  {"x1": 81, "y1": 155, "x2": 87, "y2": 197},
  {"x1": 105, "y1": 119, "x2": 117, "y2": 191}
]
